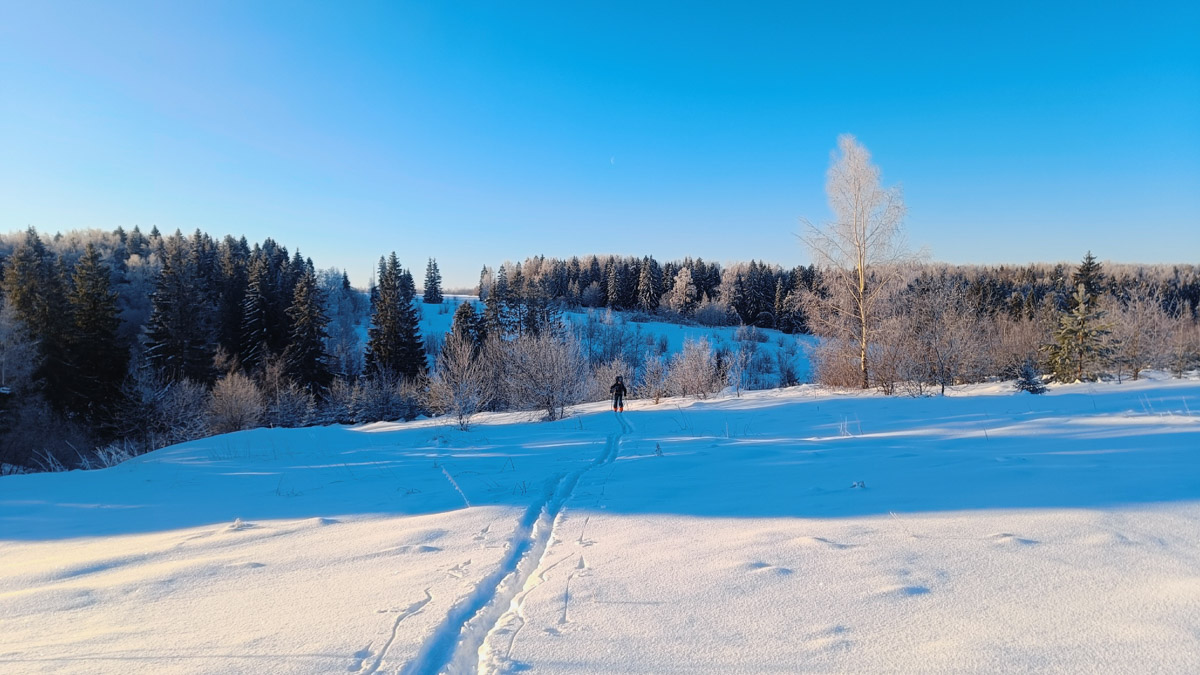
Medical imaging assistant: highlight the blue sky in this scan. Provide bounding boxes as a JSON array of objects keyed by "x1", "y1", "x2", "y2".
[{"x1": 2, "y1": 1, "x2": 1197, "y2": 287}]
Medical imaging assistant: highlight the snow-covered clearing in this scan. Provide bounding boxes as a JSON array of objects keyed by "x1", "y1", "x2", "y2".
[{"x1": 3, "y1": 376, "x2": 1200, "y2": 673}]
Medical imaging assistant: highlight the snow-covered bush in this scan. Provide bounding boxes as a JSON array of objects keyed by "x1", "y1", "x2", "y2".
[
  {"x1": 258, "y1": 359, "x2": 315, "y2": 427},
  {"x1": 354, "y1": 373, "x2": 421, "y2": 423},
  {"x1": 426, "y1": 335, "x2": 495, "y2": 430},
  {"x1": 694, "y1": 298, "x2": 738, "y2": 327},
  {"x1": 589, "y1": 356, "x2": 633, "y2": 403},
  {"x1": 208, "y1": 371, "x2": 264, "y2": 434},
  {"x1": 734, "y1": 325, "x2": 769, "y2": 343},
  {"x1": 809, "y1": 338, "x2": 863, "y2": 388},
  {"x1": 503, "y1": 332, "x2": 589, "y2": 420},
  {"x1": 668, "y1": 337, "x2": 722, "y2": 399},
  {"x1": 1168, "y1": 313, "x2": 1200, "y2": 378},
  {"x1": 87, "y1": 440, "x2": 139, "y2": 469},
  {"x1": 636, "y1": 351, "x2": 670, "y2": 404},
  {"x1": 315, "y1": 377, "x2": 357, "y2": 424}
]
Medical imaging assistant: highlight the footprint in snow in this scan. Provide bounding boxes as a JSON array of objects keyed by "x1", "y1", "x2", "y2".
[
  {"x1": 805, "y1": 625, "x2": 854, "y2": 653},
  {"x1": 393, "y1": 545, "x2": 442, "y2": 554},
  {"x1": 875, "y1": 584, "x2": 930, "y2": 598},
  {"x1": 744, "y1": 561, "x2": 794, "y2": 576},
  {"x1": 411, "y1": 528, "x2": 448, "y2": 543},
  {"x1": 988, "y1": 532, "x2": 1039, "y2": 546},
  {"x1": 797, "y1": 536, "x2": 857, "y2": 550}
]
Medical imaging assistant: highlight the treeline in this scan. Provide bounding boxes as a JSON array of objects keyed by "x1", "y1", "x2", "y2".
[
  {"x1": 4, "y1": 225, "x2": 1199, "y2": 473},
  {"x1": 477, "y1": 255, "x2": 819, "y2": 331},
  {"x1": 806, "y1": 253, "x2": 1200, "y2": 394},
  {"x1": 476, "y1": 253, "x2": 1200, "y2": 337},
  {"x1": 0, "y1": 226, "x2": 411, "y2": 471}
]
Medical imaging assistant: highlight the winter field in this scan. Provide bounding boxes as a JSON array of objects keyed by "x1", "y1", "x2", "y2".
[{"x1": 2, "y1": 373, "x2": 1200, "y2": 673}]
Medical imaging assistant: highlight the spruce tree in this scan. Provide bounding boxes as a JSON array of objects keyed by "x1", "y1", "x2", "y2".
[
  {"x1": 216, "y1": 236, "x2": 249, "y2": 359},
  {"x1": 365, "y1": 254, "x2": 402, "y2": 376},
  {"x1": 396, "y1": 268, "x2": 426, "y2": 378},
  {"x1": 144, "y1": 233, "x2": 216, "y2": 383},
  {"x1": 1047, "y1": 284, "x2": 1112, "y2": 382},
  {"x1": 730, "y1": 273, "x2": 748, "y2": 322},
  {"x1": 637, "y1": 257, "x2": 661, "y2": 312},
  {"x1": 483, "y1": 265, "x2": 508, "y2": 338},
  {"x1": 240, "y1": 254, "x2": 271, "y2": 374},
  {"x1": 284, "y1": 267, "x2": 333, "y2": 395},
  {"x1": 65, "y1": 244, "x2": 127, "y2": 423},
  {"x1": 126, "y1": 225, "x2": 149, "y2": 258},
  {"x1": 1071, "y1": 251, "x2": 1105, "y2": 307},
  {"x1": 505, "y1": 263, "x2": 529, "y2": 335},
  {"x1": 365, "y1": 254, "x2": 423, "y2": 378},
  {"x1": 451, "y1": 301, "x2": 482, "y2": 346},
  {"x1": 1, "y1": 228, "x2": 71, "y2": 409},
  {"x1": 423, "y1": 258, "x2": 444, "y2": 304}
]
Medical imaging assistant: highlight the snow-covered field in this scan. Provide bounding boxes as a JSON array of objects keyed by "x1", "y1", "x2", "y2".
[{"x1": 3, "y1": 376, "x2": 1200, "y2": 673}]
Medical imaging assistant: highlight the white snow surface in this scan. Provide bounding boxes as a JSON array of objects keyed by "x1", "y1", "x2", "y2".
[{"x1": 3, "y1": 375, "x2": 1200, "y2": 673}]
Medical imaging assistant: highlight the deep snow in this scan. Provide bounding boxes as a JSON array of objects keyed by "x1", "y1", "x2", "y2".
[{"x1": 2, "y1": 375, "x2": 1200, "y2": 673}]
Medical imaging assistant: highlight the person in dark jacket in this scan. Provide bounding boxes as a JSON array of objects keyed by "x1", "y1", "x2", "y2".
[{"x1": 610, "y1": 375, "x2": 627, "y2": 412}]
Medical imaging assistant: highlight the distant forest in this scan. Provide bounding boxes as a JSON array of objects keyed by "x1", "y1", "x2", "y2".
[{"x1": 2, "y1": 226, "x2": 1198, "y2": 473}]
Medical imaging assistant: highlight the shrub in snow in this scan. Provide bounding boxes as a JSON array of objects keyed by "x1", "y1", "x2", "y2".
[
  {"x1": 1014, "y1": 359, "x2": 1047, "y2": 394},
  {"x1": 426, "y1": 335, "x2": 495, "y2": 430},
  {"x1": 636, "y1": 352, "x2": 669, "y2": 404},
  {"x1": 776, "y1": 339, "x2": 802, "y2": 387},
  {"x1": 810, "y1": 337, "x2": 867, "y2": 389},
  {"x1": 88, "y1": 440, "x2": 139, "y2": 469},
  {"x1": 694, "y1": 298, "x2": 738, "y2": 327},
  {"x1": 1168, "y1": 315, "x2": 1200, "y2": 378},
  {"x1": 734, "y1": 325, "x2": 769, "y2": 343},
  {"x1": 315, "y1": 377, "x2": 357, "y2": 425},
  {"x1": 128, "y1": 376, "x2": 210, "y2": 449},
  {"x1": 502, "y1": 332, "x2": 589, "y2": 421},
  {"x1": 668, "y1": 337, "x2": 722, "y2": 399},
  {"x1": 589, "y1": 356, "x2": 634, "y2": 403},
  {"x1": 208, "y1": 372, "x2": 264, "y2": 434},
  {"x1": 354, "y1": 373, "x2": 421, "y2": 423},
  {"x1": 724, "y1": 344, "x2": 751, "y2": 397},
  {"x1": 265, "y1": 382, "x2": 314, "y2": 428}
]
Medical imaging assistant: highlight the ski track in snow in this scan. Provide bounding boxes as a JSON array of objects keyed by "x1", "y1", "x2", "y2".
[
  {"x1": 402, "y1": 418, "x2": 625, "y2": 674},
  {"x1": 358, "y1": 589, "x2": 433, "y2": 674}
]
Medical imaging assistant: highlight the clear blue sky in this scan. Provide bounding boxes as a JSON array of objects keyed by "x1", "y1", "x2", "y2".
[{"x1": 2, "y1": 1, "x2": 1197, "y2": 287}]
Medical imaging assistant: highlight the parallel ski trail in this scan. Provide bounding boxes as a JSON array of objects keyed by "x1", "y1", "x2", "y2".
[{"x1": 404, "y1": 423, "x2": 624, "y2": 675}]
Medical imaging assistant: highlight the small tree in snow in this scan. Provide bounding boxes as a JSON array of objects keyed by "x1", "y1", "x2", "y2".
[
  {"x1": 802, "y1": 134, "x2": 912, "y2": 389},
  {"x1": 636, "y1": 351, "x2": 670, "y2": 404},
  {"x1": 208, "y1": 371, "x2": 265, "y2": 433},
  {"x1": 665, "y1": 268, "x2": 698, "y2": 317},
  {"x1": 426, "y1": 335, "x2": 494, "y2": 430},
  {"x1": 1014, "y1": 359, "x2": 1047, "y2": 394},
  {"x1": 668, "y1": 337, "x2": 722, "y2": 399},
  {"x1": 1106, "y1": 288, "x2": 1170, "y2": 381},
  {"x1": 1047, "y1": 284, "x2": 1111, "y2": 382},
  {"x1": 503, "y1": 332, "x2": 589, "y2": 421},
  {"x1": 423, "y1": 258, "x2": 444, "y2": 304}
]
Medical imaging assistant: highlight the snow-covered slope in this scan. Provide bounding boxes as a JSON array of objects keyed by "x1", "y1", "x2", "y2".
[{"x1": 3, "y1": 376, "x2": 1199, "y2": 673}]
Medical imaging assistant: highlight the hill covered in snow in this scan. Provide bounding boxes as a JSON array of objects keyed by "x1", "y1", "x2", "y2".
[{"x1": 2, "y1": 375, "x2": 1199, "y2": 673}]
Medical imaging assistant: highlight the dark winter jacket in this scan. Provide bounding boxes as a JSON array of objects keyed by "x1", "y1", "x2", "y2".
[{"x1": 610, "y1": 380, "x2": 627, "y2": 398}]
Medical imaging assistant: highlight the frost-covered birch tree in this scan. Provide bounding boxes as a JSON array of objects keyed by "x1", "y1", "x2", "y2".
[{"x1": 802, "y1": 135, "x2": 911, "y2": 389}]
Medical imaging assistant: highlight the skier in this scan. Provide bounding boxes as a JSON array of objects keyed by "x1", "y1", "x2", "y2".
[{"x1": 610, "y1": 375, "x2": 627, "y2": 412}]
